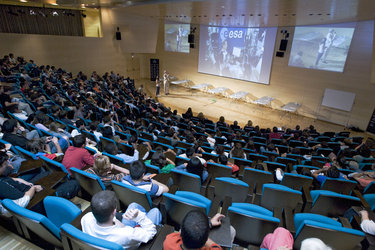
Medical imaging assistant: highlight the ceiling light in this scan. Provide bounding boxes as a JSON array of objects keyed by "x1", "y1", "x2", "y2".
[
  {"x1": 81, "y1": 4, "x2": 86, "y2": 8},
  {"x1": 20, "y1": 0, "x2": 28, "y2": 2},
  {"x1": 50, "y1": 2, "x2": 58, "y2": 5},
  {"x1": 52, "y1": 11, "x2": 58, "y2": 16}
]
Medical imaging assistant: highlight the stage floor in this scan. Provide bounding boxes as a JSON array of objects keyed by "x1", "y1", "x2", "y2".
[{"x1": 138, "y1": 79, "x2": 373, "y2": 139}]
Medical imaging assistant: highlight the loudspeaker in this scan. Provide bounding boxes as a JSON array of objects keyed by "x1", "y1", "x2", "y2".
[
  {"x1": 190, "y1": 43, "x2": 195, "y2": 48},
  {"x1": 188, "y1": 34, "x2": 194, "y2": 44},
  {"x1": 116, "y1": 31, "x2": 121, "y2": 40},
  {"x1": 276, "y1": 51, "x2": 284, "y2": 57},
  {"x1": 279, "y1": 39, "x2": 288, "y2": 51}
]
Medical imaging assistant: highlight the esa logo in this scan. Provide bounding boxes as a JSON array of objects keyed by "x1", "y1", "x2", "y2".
[{"x1": 220, "y1": 28, "x2": 244, "y2": 40}]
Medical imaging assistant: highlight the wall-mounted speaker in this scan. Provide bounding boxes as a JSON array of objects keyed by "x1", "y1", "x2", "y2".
[
  {"x1": 279, "y1": 39, "x2": 288, "y2": 51},
  {"x1": 276, "y1": 51, "x2": 284, "y2": 57},
  {"x1": 116, "y1": 31, "x2": 122, "y2": 40},
  {"x1": 188, "y1": 34, "x2": 194, "y2": 44},
  {"x1": 190, "y1": 43, "x2": 195, "y2": 48}
]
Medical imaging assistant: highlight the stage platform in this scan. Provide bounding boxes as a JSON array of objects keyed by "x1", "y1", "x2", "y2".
[{"x1": 139, "y1": 79, "x2": 372, "y2": 138}]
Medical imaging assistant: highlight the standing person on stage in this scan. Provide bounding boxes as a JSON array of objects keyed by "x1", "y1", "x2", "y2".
[
  {"x1": 163, "y1": 70, "x2": 170, "y2": 95},
  {"x1": 155, "y1": 77, "x2": 160, "y2": 97}
]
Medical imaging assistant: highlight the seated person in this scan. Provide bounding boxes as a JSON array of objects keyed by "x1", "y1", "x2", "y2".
[
  {"x1": 70, "y1": 119, "x2": 85, "y2": 137},
  {"x1": 359, "y1": 210, "x2": 375, "y2": 235},
  {"x1": 121, "y1": 160, "x2": 168, "y2": 197},
  {"x1": 175, "y1": 157, "x2": 209, "y2": 182},
  {"x1": 2, "y1": 119, "x2": 39, "y2": 148},
  {"x1": 62, "y1": 134, "x2": 98, "y2": 174},
  {"x1": 163, "y1": 210, "x2": 235, "y2": 250},
  {"x1": 312, "y1": 164, "x2": 347, "y2": 184},
  {"x1": 104, "y1": 141, "x2": 139, "y2": 164},
  {"x1": 0, "y1": 141, "x2": 25, "y2": 173},
  {"x1": 218, "y1": 155, "x2": 239, "y2": 173},
  {"x1": 81, "y1": 190, "x2": 161, "y2": 249},
  {"x1": 0, "y1": 152, "x2": 43, "y2": 216},
  {"x1": 260, "y1": 227, "x2": 293, "y2": 250},
  {"x1": 85, "y1": 155, "x2": 129, "y2": 184},
  {"x1": 350, "y1": 171, "x2": 375, "y2": 189},
  {"x1": 26, "y1": 137, "x2": 63, "y2": 159},
  {"x1": 230, "y1": 143, "x2": 247, "y2": 159},
  {"x1": 179, "y1": 147, "x2": 206, "y2": 165},
  {"x1": 145, "y1": 147, "x2": 175, "y2": 173}
]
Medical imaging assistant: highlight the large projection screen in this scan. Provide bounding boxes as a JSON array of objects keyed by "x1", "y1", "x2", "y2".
[
  {"x1": 288, "y1": 23, "x2": 356, "y2": 72},
  {"x1": 321, "y1": 88, "x2": 356, "y2": 111},
  {"x1": 198, "y1": 25, "x2": 277, "y2": 84}
]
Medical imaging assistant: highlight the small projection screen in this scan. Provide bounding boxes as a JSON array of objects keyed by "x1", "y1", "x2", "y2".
[
  {"x1": 288, "y1": 23, "x2": 356, "y2": 72},
  {"x1": 164, "y1": 23, "x2": 190, "y2": 53},
  {"x1": 198, "y1": 25, "x2": 278, "y2": 84}
]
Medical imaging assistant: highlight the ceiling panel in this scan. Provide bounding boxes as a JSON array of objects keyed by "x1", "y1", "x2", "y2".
[{"x1": 1, "y1": 0, "x2": 375, "y2": 27}]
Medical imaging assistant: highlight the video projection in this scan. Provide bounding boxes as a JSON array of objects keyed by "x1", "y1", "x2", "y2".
[
  {"x1": 164, "y1": 23, "x2": 190, "y2": 53},
  {"x1": 288, "y1": 23, "x2": 356, "y2": 72},
  {"x1": 198, "y1": 25, "x2": 277, "y2": 84}
]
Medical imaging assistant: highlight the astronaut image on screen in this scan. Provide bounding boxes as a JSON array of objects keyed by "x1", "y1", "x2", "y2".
[
  {"x1": 288, "y1": 25, "x2": 355, "y2": 72},
  {"x1": 164, "y1": 23, "x2": 190, "y2": 53},
  {"x1": 198, "y1": 25, "x2": 276, "y2": 84}
]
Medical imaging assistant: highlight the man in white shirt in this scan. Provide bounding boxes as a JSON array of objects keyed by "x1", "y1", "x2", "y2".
[
  {"x1": 81, "y1": 190, "x2": 161, "y2": 249},
  {"x1": 360, "y1": 210, "x2": 375, "y2": 235}
]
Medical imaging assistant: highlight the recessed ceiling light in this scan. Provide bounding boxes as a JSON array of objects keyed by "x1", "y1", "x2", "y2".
[
  {"x1": 50, "y1": 2, "x2": 58, "y2": 5},
  {"x1": 20, "y1": 0, "x2": 28, "y2": 2}
]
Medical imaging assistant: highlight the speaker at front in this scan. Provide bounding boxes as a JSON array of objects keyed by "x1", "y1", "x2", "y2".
[{"x1": 276, "y1": 51, "x2": 284, "y2": 57}]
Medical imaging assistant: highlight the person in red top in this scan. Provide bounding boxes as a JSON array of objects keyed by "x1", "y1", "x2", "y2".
[
  {"x1": 268, "y1": 127, "x2": 282, "y2": 141},
  {"x1": 62, "y1": 134, "x2": 96, "y2": 174},
  {"x1": 164, "y1": 210, "x2": 233, "y2": 250}
]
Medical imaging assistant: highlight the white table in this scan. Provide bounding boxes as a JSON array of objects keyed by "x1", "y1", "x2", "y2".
[
  {"x1": 253, "y1": 96, "x2": 274, "y2": 106},
  {"x1": 208, "y1": 87, "x2": 229, "y2": 95},
  {"x1": 191, "y1": 83, "x2": 211, "y2": 90},
  {"x1": 229, "y1": 91, "x2": 249, "y2": 100},
  {"x1": 171, "y1": 80, "x2": 190, "y2": 85},
  {"x1": 281, "y1": 102, "x2": 301, "y2": 112}
]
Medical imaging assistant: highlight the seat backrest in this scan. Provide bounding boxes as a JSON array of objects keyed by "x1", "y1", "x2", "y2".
[
  {"x1": 310, "y1": 190, "x2": 362, "y2": 217},
  {"x1": 320, "y1": 177, "x2": 357, "y2": 195},
  {"x1": 111, "y1": 180, "x2": 152, "y2": 211},
  {"x1": 145, "y1": 163, "x2": 161, "y2": 174},
  {"x1": 294, "y1": 216, "x2": 364, "y2": 250},
  {"x1": 171, "y1": 169, "x2": 201, "y2": 193},
  {"x1": 157, "y1": 136, "x2": 172, "y2": 146},
  {"x1": 206, "y1": 162, "x2": 232, "y2": 178},
  {"x1": 261, "y1": 183, "x2": 302, "y2": 211},
  {"x1": 43, "y1": 196, "x2": 81, "y2": 228},
  {"x1": 14, "y1": 146, "x2": 37, "y2": 160},
  {"x1": 214, "y1": 177, "x2": 249, "y2": 203},
  {"x1": 60, "y1": 223, "x2": 123, "y2": 250},
  {"x1": 280, "y1": 173, "x2": 313, "y2": 191},
  {"x1": 102, "y1": 152, "x2": 126, "y2": 166},
  {"x1": 2, "y1": 199, "x2": 62, "y2": 247},
  {"x1": 201, "y1": 152, "x2": 219, "y2": 162},
  {"x1": 242, "y1": 168, "x2": 273, "y2": 194},
  {"x1": 163, "y1": 192, "x2": 208, "y2": 229},
  {"x1": 99, "y1": 136, "x2": 117, "y2": 151},
  {"x1": 81, "y1": 130, "x2": 99, "y2": 144},
  {"x1": 39, "y1": 155, "x2": 70, "y2": 177},
  {"x1": 264, "y1": 161, "x2": 287, "y2": 172},
  {"x1": 248, "y1": 153, "x2": 268, "y2": 163},
  {"x1": 228, "y1": 206, "x2": 279, "y2": 246},
  {"x1": 70, "y1": 168, "x2": 105, "y2": 197},
  {"x1": 232, "y1": 157, "x2": 252, "y2": 168},
  {"x1": 364, "y1": 182, "x2": 375, "y2": 195}
]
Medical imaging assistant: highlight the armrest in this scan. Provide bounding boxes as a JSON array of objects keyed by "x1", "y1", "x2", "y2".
[
  {"x1": 353, "y1": 190, "x2": 371, "y2": 209},
  {"x1": 221, "y1": 196, "x2": 232, "y2": 215},
  {"x1": 209, "y1": 196, "x2": 221, "y2": 218},
  {"x1": 138, "y1": 224, "x2": 174, "y2": 250},
  {"x1": 339, "y1": 217, "x2": 352, "y2": 228},
  {"x1": 284, "y1": 207, "x2": 295, "y2": 234},
  {"x1": 18, "y1": 159, "x2": 44, "y2": 175},
  {"x1": 301, "y1": 185, "x2": 312, "y2": 212},
  {"x1": 273, "y1": 207, "x2": 283, "y2": 224}
]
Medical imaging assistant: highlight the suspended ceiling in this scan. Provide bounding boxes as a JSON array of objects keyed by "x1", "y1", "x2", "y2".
[{"x1": 1, "y1": 0, "x2": 375, "y2": 27}]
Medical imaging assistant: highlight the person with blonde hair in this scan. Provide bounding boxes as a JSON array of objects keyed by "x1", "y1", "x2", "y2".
[{"x1": 85, "y1": 155, "x2": 129, "y2": 184}]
